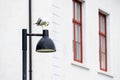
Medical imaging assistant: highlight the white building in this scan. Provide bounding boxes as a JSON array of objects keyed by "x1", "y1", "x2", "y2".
[{"x1": 0, "y1": 0, "x2": 120, "y2": 80}]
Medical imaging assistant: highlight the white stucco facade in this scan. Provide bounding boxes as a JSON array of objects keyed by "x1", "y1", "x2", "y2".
[{"x1": 0, "y1": 0, "x2": 120, "y2": 80}]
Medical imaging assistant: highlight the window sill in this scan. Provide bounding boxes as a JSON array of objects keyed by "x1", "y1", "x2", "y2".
[
  {"x1": 97, "y1": 70, "x2": 114, "y2": 78},
  {"x1": 71, "y1": 61, "x2": 90, "y2": 70}
]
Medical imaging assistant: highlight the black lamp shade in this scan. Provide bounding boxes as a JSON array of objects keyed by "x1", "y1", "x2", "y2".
[{"x1": 36, "y1": 30, "x2": 56, "y2": 53}]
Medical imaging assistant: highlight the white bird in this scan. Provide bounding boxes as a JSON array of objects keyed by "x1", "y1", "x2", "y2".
[{"x1": 35, "y1": 18, "x2": 49, "y2": 27}]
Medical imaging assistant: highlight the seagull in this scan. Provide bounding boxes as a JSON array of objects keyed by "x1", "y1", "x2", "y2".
[{"x1": 35, "y1": 18, "x2": 49, "y2": 27}]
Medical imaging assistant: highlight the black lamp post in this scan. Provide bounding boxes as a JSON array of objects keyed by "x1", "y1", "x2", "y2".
[{"x1": 22, "y1": 29, "x2": 56, "y2": 80}]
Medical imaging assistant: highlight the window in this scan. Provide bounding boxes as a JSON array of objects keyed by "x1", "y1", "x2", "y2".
[
  {"x1": 99, "y1": 12, "x2": 107, "y2": 71},
  {"x1": 73, "y1": 0, "x2": 83, "y2": 63}
]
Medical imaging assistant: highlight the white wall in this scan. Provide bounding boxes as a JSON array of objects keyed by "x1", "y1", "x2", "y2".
[
  {"x1": 0, "y1": 0, "x2": 28, "y2": 80},
  {"x1": 0, "y1": 0, "x2": 120, "y2": 80}
]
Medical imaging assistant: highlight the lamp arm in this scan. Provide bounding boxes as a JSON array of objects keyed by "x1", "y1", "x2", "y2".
[
  {"x1": 26, "y1": 30, "x2": 49, "y2": 37},
  {"x1": 27, "y1": 33, "x2": 43, "y2": 36}
]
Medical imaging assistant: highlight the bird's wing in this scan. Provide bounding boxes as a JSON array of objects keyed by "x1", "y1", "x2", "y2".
[{"x1": 36, "y1": 18, "x2": 42, "y2": 24}]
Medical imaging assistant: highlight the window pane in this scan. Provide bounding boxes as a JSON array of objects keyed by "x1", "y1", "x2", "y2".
[
  {"x1": 76, "y1": 42, "x2": 81, "y2": 60},
  {"x1": 75, "y1": 2, "x2": 80, "y2": 21},
  {"x1": 101, "y1": 36, "x2": 105, "y2": 52},
  {"x1": 75, "y1": 24, "x2": 80, "y2": 42},
  {"x1": 101, "y1": 52, "x2": 106, "y2": 69},
  {"x1": 100, "y1": 15, "x2": 105, "y2": 33}
]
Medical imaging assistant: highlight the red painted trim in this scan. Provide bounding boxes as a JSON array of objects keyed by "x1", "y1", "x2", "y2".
[
  {"x1": 73, "y1": 4, "x2": 76, "y2": 62},
  {"x1": 80, "y1": 3, "x2": 83, "y2": 63},
  {"x1": 73, "y1": 19, "x2": 81, "y2": 25},
  {"x1": 73, "y1": 0, "x2": 83, "y2": 63},
  {"x1": 105, "y1": 14, "x2": 107, "y2": 71},
  {"x1": 99, "y1": 12, "x2": 107, "y2": 72},
  {"x1": 73, "y1": 0, "x2": 76, "y2": 61}
]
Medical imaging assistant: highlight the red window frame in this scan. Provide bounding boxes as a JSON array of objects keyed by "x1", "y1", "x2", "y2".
[
  {"x1": 99, "y1": 12, "x2": 107, "y2": 71},
  {"x1": 73, "y1": 0, "x2": 83, "y2": 63}
]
